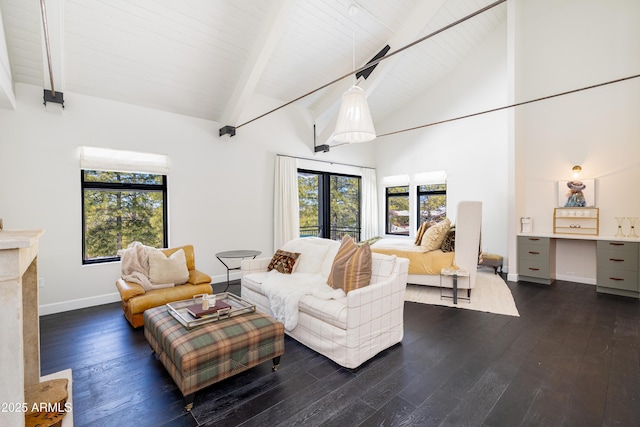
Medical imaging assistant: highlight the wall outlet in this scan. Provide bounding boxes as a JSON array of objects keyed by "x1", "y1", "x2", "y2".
[
  {"x1": 566, "y1": 271, "x2": 575, "y2": 276},
  {"x1": 38, "y1": 278, "x2": 44, "y2": 288}
]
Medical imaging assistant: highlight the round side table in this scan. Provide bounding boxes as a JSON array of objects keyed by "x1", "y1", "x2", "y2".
[{"x1": 215, "y1": 250, "x2": 261, "y2": 291}]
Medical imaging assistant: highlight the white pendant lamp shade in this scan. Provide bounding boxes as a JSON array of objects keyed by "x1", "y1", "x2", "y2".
[{"x1": 333, "y1": 85, "x2": 376, "y2": 143}]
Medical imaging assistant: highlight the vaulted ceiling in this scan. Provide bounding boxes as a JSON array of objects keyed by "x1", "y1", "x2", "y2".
[{"x1": 0, "y1": 0, "x2": 506, "y2": 139}]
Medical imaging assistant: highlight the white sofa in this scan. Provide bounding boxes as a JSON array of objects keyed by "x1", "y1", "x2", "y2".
[{"x1": 240, "y1": 237, "x2": 410, "y2": 369}]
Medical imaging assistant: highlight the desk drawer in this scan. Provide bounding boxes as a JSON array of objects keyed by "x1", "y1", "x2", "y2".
[
  {"x1": 597, "y1": 268, "x2": 639, "y2": 292},
  {"x1": 519, "y1": 244, "x2": 550, "y2": 261},
  {"x1": 519, "y1": 259, "x2": 550, "y2": 279},
  {"x1": 597, "y1": 249, "x2": 639, "y2": 272},
  {"x1": 518, "y1": 236, "x2": 550, "y2": 247},
  {"x1": 597, "y1": 240, "x2": 639, "y2": 254}
]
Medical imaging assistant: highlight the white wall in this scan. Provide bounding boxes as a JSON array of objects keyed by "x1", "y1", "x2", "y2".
[
  {"x1": 374, "y1": 22, "x2": 509, "y2": 261},
  {"x1": 512, "y1": 0, "x2": 640, "y2": 281},
  {"x1": 2, "y1": 0, "x2": 637, "y2": 313},
  {"x1": 0, "y1": 84, "x2": 375, "y2": 314}
]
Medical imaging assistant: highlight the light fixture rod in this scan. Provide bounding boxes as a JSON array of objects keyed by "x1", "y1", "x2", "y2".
[
  {"x1": 231, "y1": 0, "x2": 507, "y2": 131},
  {"x1": 39, "y1": 0, "x2": 56, "y2": 97},
  {"x1": 377, "y1": 73, "x2": 640, "y2": 138}
]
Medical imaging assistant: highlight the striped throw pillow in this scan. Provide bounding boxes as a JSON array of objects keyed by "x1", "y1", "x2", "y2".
[
  {"x1": 330, "y1": 237, "x2": 372, "y2": 293},
  {"x1": 327, "y1": 235, "x2": 357, "y2": 287}
]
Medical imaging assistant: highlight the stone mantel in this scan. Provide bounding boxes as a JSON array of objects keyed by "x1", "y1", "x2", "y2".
[{"x1": 0, "y1": 229, "x2": 44, "y2": 426}]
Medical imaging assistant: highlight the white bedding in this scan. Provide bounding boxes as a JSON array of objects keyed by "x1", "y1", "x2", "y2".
[
  {"x1": 371, "y1": 238, "x2": 428, "y2": 253},
  {"x1": 261, "y1": 271, "x2": 345, "y2": 331}
]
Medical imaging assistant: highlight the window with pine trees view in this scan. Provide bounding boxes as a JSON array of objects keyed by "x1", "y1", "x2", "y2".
[
  {"x1": 386, "y1": 186, "x2": 410, "y2": 235},
  {"x1": 418, "y1": 183, "x2": 447, "y2": 226},
  {"x1": 298, "y1": 170, "x2": 361, "y2": 241},
  {"x1": 82, "y1": 170, "x2": 167, "y2": 264},
  {"x1": 386, "y1": 183, "x2": 447, "y2": 235}
]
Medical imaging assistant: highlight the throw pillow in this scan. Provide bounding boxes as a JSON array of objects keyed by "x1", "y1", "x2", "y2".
[
  {"x1": 441, "y1": 226, "x2": 456, "y2": 253},
  {"x1": 148, "y1": 248, "x2": 189, "y2": 285},
  {"x1": 327, "y1": 235, "x2": 358, "y2": 287},
  {"x1": 331, "y1": 237, "x2": 373, "y2": 293},
  {"x1": 267, "y1": 249, "x2": 301, "y2": 274},
  {"x1": 420, "y1": 217, "x2": 451, "y2": 251}
]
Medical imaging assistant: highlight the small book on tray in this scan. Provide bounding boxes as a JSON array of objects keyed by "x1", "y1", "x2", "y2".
[{"x1": 186, "y1": 300, "x2": 232, "y2": 318}]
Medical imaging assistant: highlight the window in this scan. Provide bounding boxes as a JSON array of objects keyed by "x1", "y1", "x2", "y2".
[
  {"x1": 298, "y1": 170, "x2": 361, "y2": 241},
  {"x1": 81, "y1": 170, "x2": 168, "y2": 264},
  {"x1": 386, "y1": 186, "x2": 410, "y2": 235},
  {"x1": 417, "y1": 184, "x2": 447, "y2": 226}
]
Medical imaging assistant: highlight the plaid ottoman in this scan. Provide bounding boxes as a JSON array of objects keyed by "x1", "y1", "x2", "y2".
[{"x1": 144, "y1": 306, "x2": 284, "y2": 411}]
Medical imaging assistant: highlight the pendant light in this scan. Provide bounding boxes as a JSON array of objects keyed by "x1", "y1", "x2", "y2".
[{"x1": 333, "y1": 5, "x2": 376, "y2": 144}]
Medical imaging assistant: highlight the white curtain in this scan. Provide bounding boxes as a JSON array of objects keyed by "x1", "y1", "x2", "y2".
[
  {"x1": 274, "y1": 156, "x2": 300, "y2": 252},
  {"x1": 361, "y1": 168, "x2": 378, "y2": 240}
]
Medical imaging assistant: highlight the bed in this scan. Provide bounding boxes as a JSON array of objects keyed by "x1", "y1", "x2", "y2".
[{"x1": 371, "y1": 201, "x2": 482, "y2": 291}]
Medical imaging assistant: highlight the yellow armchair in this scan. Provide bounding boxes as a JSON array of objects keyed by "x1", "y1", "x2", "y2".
[{"x1": 115, "y1": 244, "x2": 212, "y2": 327}]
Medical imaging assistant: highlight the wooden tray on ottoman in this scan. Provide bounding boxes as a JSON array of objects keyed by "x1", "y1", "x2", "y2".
[{"x1": 167, "y1": 292, "x2": 255, "y2": 329}]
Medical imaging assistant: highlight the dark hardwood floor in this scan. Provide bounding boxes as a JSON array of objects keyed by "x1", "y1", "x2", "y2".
[{"x1": 39, "y1": 276, "x2": 640, "y2": 427}]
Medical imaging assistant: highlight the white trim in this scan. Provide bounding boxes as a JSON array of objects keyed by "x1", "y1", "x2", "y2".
[
  {"x1": 414, "y1": 170, "x2": 447, "y2": 185},
  {"x1": 79, "y1": 146, "x2": 170, "y2": 174},
  {"x1": 382, "y1": 174, "x2": 409, "y2": 186},
  {"x1": 37, "y1": 274, "x2": 241, "y2": 315},
  {"x1": 39, "y1": 292, "x2": 121, "y2": 316}
]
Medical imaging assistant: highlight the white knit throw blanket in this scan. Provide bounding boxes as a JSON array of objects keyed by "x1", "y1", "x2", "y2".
[
  {"x1": 261, "y1": 271, "x2": 345, "y2": 331},
  {"x1": 120, "y1": 241, "x2": 174, "y2": 291}
]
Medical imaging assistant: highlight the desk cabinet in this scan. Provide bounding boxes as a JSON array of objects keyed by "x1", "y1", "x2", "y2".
[
  {"x1": 517, "y1": 236, "x2": 555, "y2": 285},
  {"x1": 596, "y1": 240, "x2": 639, "y2": 298}
]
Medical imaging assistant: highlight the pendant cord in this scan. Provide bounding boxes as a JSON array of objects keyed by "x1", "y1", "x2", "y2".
[{"x1": 352, "y1": 9, "x2": 356, "y2": 86}]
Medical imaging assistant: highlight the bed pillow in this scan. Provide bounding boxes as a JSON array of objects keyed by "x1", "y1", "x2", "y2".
[
  {"x1": 329, "y1": 236, "x2": 372, "y2": 292},
  {"x1": 267, "y1": 249, "x2": 301, "y2": 274},
  {"x1": 148, "y1": 248, "x2": 189, "y2": 285},
  {"x1": 414, "y1": 221, "x2": 433, "y2": 245},
  {"x1": 420, "y1": 218, "x2": 451, "y2": 251}
]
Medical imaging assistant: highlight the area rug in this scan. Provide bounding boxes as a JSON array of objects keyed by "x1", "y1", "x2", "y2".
[{"x1": 404, "y1": 271, "x2": 520, "y2": 317}]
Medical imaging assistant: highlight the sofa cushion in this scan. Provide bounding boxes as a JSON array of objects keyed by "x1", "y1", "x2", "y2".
[
  {"x1": 331, "y1": 239, "x2": 372, "y2": 293},
  {"x1": 267, "y1": 249, "x2": 301, "y2": 274},
  {"x1": 281, "y1": 238, "x2": 335, "y2": 274},
  {"x1": 298, "y1": 295, "x2": 348, "y2": 329},
  {"x1": 320, "y1": 243, "x2": 341, "y2": 279},
  {"x1": 370, "y1": 253, "x2": 397, "y2": 284},
  {"x1": 148, "y1": 248, "x2": 189, "y2": 285},
  {"x1": 420, "y1": 218, "x2": 451, "y2": 251}
]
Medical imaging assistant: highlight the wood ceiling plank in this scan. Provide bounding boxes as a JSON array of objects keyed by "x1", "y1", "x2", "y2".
[{"x1": 220, "y1": 0, "x2": 296, "y2": 128}]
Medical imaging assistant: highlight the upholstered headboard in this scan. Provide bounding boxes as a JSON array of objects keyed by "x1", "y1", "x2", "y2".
[{"x1": 452, "y1": 201, "x2": 483, "y2": 288}]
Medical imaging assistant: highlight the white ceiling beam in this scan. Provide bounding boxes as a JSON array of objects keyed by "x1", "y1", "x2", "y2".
[
  {"x1": 219, "y1": 0, "x2": 296, "y2": 129},
  {"x1": 313, "y1": 0, "x2": 448, "y2": 145},
  {"x1": 39, "y1": 0, "x2": 64, "y2": 109},
  {"x1": 0, "y1": 5, "x2": 16, "y2": 110}
]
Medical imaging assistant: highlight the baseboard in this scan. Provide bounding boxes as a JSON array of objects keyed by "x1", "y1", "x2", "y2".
[
  {"x1": 555, "y1": 274, "x2": 596, "y2": 285},
  {"x1": 38, "y1": 272, "x2": 242, "y2": 316},
  {"x1": 39, "y1": 292, "x2": 121, "y2": 316},
  {"x1": 505, "y1": 273, "x2": 595, "y2": 286}
]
